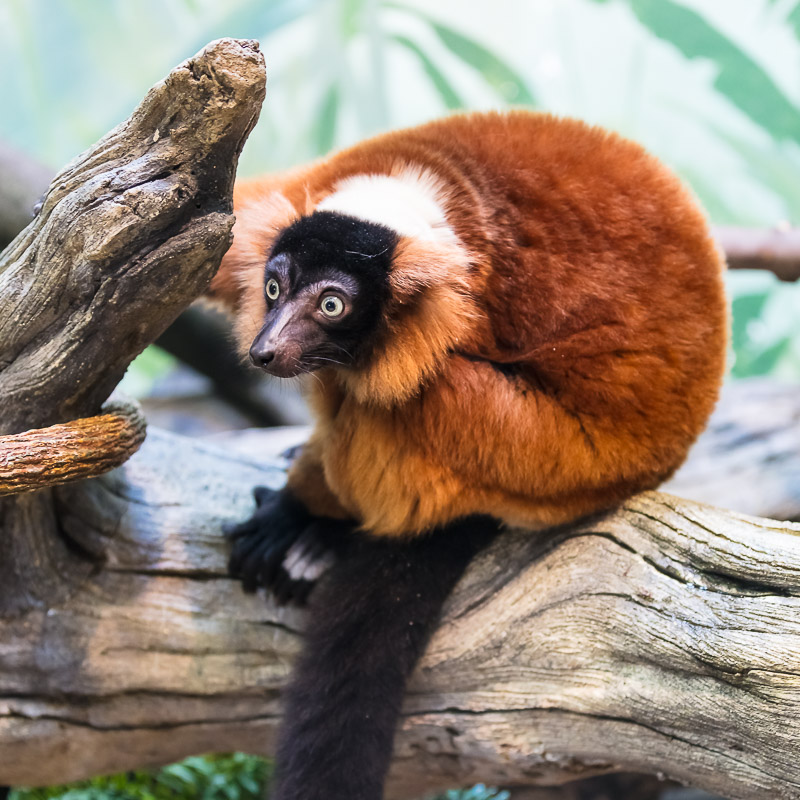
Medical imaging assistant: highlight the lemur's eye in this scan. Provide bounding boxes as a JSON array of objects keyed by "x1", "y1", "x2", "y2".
[
  {"x1": 320, "y1": 295, "x2": 345, "y2": 318},
  {"x1": 266, "y1": 279, "x2": 280, "y2": 301}
]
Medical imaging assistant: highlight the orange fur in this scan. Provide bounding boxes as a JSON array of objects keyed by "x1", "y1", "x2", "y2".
[{"x1": 214, "y1": 111, "x2": 728, "y2": 537}]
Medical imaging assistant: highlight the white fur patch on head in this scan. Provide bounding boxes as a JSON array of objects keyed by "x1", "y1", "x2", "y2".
[{"x1": 315, "y1": 168, "x2": 456, "y2": 243}]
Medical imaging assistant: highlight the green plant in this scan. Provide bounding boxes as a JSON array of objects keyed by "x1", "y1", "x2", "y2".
[{"x1": 11, "y1": 754, "x2": 271, "y2": 800}]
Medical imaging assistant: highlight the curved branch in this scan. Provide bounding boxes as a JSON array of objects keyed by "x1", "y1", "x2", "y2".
[{"x1": 0, "y1": 399, "x2": 146, "y2": 496}]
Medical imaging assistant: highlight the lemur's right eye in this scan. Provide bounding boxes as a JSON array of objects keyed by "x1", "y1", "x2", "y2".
[{"x1": 266, "y1": 279, "x2": 280, "y2": 301}]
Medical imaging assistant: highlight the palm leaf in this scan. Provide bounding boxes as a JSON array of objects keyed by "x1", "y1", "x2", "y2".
[
  {"x1": 789, "y1": 2, "x2": 800, "y2": 40},
  {"x1": 312, "y1": 84, "x2": 340, "y2": 156},
  {"x1": 391, "y1": 34, "x2": 465, "y2": 109},
  {"x1": 628, "y1": 0, "x2": 800, "y2": 144},
  {"x1": 388, "y1": 4, "x2": 536, "y2": 105}
]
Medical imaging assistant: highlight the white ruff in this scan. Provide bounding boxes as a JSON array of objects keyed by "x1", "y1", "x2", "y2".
[{"x1": 315, "y1": 169, "x2": 455, "y2": 242}]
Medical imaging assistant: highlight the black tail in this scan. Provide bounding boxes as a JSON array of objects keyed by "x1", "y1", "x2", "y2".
[{"x1": 271, "y1": 515, "x2": 500, "y2": 800}]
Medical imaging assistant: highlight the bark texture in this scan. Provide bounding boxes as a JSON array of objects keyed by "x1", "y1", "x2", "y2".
[
  {"x1": 1, "y1": 380, "x2": 799, "y2": 800},
  {"x1": 0, "y1": 399, "x2": 146, "y2": 496},
  {"x1": 0, "y1": 38, "x2": 265, "y2": 614}
]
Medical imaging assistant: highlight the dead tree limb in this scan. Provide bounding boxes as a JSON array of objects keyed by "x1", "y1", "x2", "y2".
[
  {"x1": 716, "y1": 225, "x2": 800, "y2": 281},
  {"x1": 0, "y1": 38, "x2": 265, "y2": 614}
]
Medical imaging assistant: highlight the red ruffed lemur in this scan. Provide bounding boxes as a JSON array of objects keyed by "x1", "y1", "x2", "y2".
[{"x1": 209, "y1": 111, "x2": 727, "y2": 800}]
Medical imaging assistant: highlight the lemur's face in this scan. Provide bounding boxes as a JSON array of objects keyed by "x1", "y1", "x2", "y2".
[{"x1": 249, "y1": 211, "x2": 396, "y2": 378}]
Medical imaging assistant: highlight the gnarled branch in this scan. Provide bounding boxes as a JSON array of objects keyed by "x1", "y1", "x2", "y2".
[{"x1": 0, "y1": 38, "x2": 265, "y2": 614}]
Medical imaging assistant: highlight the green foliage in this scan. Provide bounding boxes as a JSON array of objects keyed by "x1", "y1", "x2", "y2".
[
  {"x1": 9, "y1": 757, "x2": 510, "y2": 800},
  {"x1": 10, "y1": 754, "x2": 271, "y2": 800},
  {"x1": 394, "y1": 6, "x2": 537, "y2": 106},
  {"x1": 788, "y1": 1, "x2": 800, "y2": 39},
  {"x1": 391, "y1": 33, "x2": 465, "y2": 110},
  {"x1": 626, "y1": 0, "x2": 800, "y2": 144},
  {"x1": 116, "y1": 346, "x2": 178, "y2": 399},
  {"x1": 728, "y1": 271, "x2": 800, "y2": 380}
]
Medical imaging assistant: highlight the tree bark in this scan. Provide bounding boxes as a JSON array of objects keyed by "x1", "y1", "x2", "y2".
[
  {"x1": 0, "y1": 38, "x2": 265, "y2": 614},
  {"x1": 0, "y1": 380, "x2": 799, "y2": 800},
  {"x1": 0, "y1": 399, "x2": 146, "y2": 497}
]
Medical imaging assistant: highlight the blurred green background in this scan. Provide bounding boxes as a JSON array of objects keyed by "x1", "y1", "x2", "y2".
[{"x1": 0, "y1": 0, "x2": 798, "y2": 797}]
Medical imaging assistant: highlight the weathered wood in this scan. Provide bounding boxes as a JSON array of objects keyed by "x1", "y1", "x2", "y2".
[
  {"x1": 0, "y1": 399, "x2": 146, "y2": 496},
  {"x1": 0, "y1": 38, "x2": 265, "y2": 434},
  {"x1": 0, "y1": 38, "x2": 265, "y2": 614},
  {"x1": 664, "y1": 379, "x2": 800, "y2": 520},
  {"x1": 2, "y1": 379, "x2": 800, "y2": 800}
]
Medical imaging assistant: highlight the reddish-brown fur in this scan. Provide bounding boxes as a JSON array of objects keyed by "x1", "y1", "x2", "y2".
[{"x1": 211, "y1": 111, "x2": 728, "y2": 536}]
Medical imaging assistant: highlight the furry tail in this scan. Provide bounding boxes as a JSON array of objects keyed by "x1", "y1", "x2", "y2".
[{"x1": 271, "y1": 515, "x2": 500, "y2": 800}]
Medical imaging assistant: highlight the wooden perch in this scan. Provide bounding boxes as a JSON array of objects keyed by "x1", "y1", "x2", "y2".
[
  {"x1": 0, "y1": 380, "x2": 799, "y2": 800},
  {"x1": 716, "y1": 225, "x2": 800, "y2": 281}
]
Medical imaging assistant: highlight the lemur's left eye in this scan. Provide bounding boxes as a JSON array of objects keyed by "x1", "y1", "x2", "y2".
[
  {"x1": 266, "y1": 279, "x2": 280, "y2": 301},
  {"x1": 320, "y1": 295, "x2": 345, "y2": 318}
]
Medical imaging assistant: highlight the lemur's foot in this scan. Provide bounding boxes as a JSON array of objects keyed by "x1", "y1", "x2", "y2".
[{"x1": 225, "y1": 487, "x2": 353, "y2": 606}]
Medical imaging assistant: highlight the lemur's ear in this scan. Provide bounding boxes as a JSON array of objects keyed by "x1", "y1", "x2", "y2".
[{"x1": 205, "y1": 186, "x2": 297, "y2": 311}]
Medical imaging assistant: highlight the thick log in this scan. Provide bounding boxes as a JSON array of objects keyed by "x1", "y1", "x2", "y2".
[
  {"x1": 0, "y1": 38, "x2": 265, "y2": 614},
  {"x1": 1, "y1": 379, "x2": 800, "y2": 800}
]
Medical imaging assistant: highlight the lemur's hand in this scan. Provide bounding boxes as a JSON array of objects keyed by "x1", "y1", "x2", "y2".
[{"x1": 225, "y1": 487, "x2": 353, "y2": 606}]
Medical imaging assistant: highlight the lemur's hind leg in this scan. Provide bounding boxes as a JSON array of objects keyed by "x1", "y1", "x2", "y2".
[{"x1": 226, "y1": 487, "x2": 354, "y2": 605}]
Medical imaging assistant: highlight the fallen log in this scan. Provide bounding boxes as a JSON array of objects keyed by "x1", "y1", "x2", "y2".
[{"x1": 1, "y1": 401, "x2": 800, "y2": 800}]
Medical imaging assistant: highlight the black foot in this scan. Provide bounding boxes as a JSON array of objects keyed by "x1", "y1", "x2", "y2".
[{"x1": 225, "y1": 487, "x2": 353, "y2": 606}]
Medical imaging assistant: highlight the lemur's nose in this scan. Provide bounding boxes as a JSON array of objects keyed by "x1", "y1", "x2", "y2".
[{"x1": 250, "y1": 345, "x2": 275, "y2": 369}]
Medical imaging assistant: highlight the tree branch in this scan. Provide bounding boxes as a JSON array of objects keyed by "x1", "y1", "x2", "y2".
[
  {"x1": 0, "y1": 399, "x2": 146, "y2": 496},
  {"x1": 716, "y1": 226, "x2": 800, "y2": 281}
]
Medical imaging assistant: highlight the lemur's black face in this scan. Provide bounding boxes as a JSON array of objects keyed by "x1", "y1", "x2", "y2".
[{"x1": 250, "y1": 211, "x2": 397, "y2": 378}]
